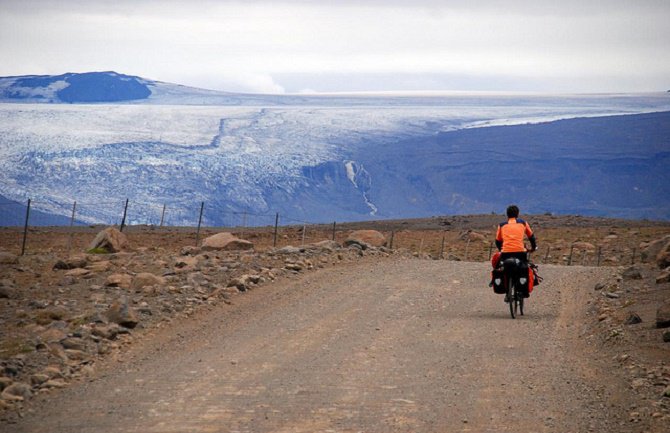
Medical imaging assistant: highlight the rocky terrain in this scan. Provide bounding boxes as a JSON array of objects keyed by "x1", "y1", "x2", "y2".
[{"x1": 0, "y1": 215, "x2": 669, "y2": 431}]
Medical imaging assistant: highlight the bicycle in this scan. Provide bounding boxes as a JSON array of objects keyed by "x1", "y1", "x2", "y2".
[{"x1": 500, "y1": 255, "x2": 531, "y2": 319}]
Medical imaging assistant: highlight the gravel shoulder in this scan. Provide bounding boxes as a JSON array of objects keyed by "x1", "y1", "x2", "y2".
[{"x1": 6, "y1": 258, "x2": 665, "y2": 433}]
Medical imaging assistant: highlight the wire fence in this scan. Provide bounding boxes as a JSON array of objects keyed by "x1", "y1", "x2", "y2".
[{"x1": 0, "y1": 197, "x2": 651, "y2": 266}]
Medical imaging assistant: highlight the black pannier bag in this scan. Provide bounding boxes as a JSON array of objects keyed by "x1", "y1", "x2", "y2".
[{"x1": 491, "y1": 268, "x2": 506, "y2": 294}]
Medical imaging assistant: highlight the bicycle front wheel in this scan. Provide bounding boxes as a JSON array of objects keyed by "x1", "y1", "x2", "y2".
[{"x1": 508, "y1": 281, "x2": 516, "y2": 319}]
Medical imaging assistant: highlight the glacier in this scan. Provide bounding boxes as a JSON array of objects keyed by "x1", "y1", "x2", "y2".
[{"x1": 1, "y1": 78, "x2": 669, "y2": 225}]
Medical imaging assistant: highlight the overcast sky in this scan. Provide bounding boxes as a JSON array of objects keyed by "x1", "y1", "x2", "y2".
[{"x1": 1, "y1": 0, "x2": 669, "y2": 94}]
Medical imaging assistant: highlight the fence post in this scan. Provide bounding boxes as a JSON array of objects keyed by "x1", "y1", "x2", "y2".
[
  {"x1": 273, "y1": 213, "x2": 279, "y2": 248},
  {"x1": 67, "y1": 201, "x2": 77, "y2": 252},
  {"x1": 419, "y1": 238, "x2": 424, "y2": 255},
  {"x1": 488, "y1": 241, "x2": 493, "y2": 260},
  {"x1": 120, "y1": 198, "x2": 129, "y2": 232},
  {"x1": 597, "y1": 246, "x2": 602, "y2": 267},
  {"x1": 302, "y1": 223, "x2": 306, "y2": 246},
  {"x1": 159, "y1": 204, "x2": 166, "y2": 227},
  {"x1": 544, "y1": 246, "x2": 551, "y2": 264},
  {"x1": 441, "y1": 234, "x2": 447, "y2": 259},
  {"x1": 464, "y1": 238, "x2": 471, "y2": 261},
  {"x1": 332, "y1": 222, "x2": 336, "y2": 241},
  {"x1": 568, "y1": 243, "x2": 574, "y2": 266},
  {"x1": 195, "y1": 201, "x2": 204, "y2": 247},
  {"x1": 581, "y1": 250, "x2": 587, "y2": 266},
  {"x1": 631, "y1": 248, "x2": 636, "y2": 265},
  {"x1": 20, "y1": 198, "x2": 31, "y2": 256},
  {"x1": 389, "y1": 231, "x2": 395, "y2": 250}
]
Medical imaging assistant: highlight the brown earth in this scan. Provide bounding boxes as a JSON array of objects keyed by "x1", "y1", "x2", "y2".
[{"x1": 0, "y1": 215, "x2": 669, "y2": 432}]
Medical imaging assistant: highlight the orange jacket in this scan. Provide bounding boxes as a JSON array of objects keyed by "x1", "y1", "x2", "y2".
[{"x1": 495, "y1": 218, "x2": 536, "y2": 253}]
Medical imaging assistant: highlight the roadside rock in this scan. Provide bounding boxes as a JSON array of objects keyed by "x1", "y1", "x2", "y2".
[
  {"x1": 657, "y1": 301, "x2": 670, "y2": 328},
  {"x1": 622, "y1": 266, "x2": 643, "y2": 280},
  {"x1": 657, "y1": 267, "x2": 670, "y2": 284},
  {"x1": 1, "y1": 382, "x2": 31, "y2": 401},
  {"x1": 53, "y1": 255, "x2": 88, "y2": 270},
  {"x1": 624, "y1": 312, "x2": 642, "y2": 325},
  {"x1": 572, "y1": 241, "x2": 596, "y2": 251},
  {"x1": 131, "y1": 273, "x2": 165, "y2": 290},
  {"x1": 92, "y1": 324, "x2": 120, "y2": 340},
  {"x1": 0, "y1": 286, "x2": 15, "y2": 299},
  {"x1": 88, "y1": 227, "x2": 128, "y2": 253},
  {"x1": 86, "y1": 260, "x2": 112, "y2": 273},
  {"x1": 640, "y1": 235, "x2": 670, "y2": 263},
  {"x1": 105, "y1": 273, "x2": 132, "y2": 289},
  {"x1": 106, "y1": 299, "x2": 139, "y2": 328},
  {"x1": 663, "y1": 331, "x2": 670, "y2": 343},
  {"x1": 657, "y1": 241, "x2": 670, "y2": 269},
  {"x1": 345, "y1": 230, "x2": 387, "y2": 249},
  {"x1": 201, "y1": 233, "x2": 253, "y2": 251},
  {"x1": 0, "y1": 251, "x2": 18, "y2": 265},
  {"x1": 276, "y1": 246, "x2": 303, "y2": 255},
  {"x1": 0, "y1": 377, "x2": 12, "y2": 391},
  {"x1": 309, "y1": 240, "x2": 340, "y2": 251}
]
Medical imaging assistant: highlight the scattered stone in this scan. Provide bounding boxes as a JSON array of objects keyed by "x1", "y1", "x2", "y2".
[
  {"x1": 624, "y1": 313, "x2": 642, "y2": 325},
  {"x1": 106, "y1": 299, "x2": 139, "y2": 328},
  {"x1": 657, "y1": 241, "x2": 670, "y2": 269},
  {"x1": 657, "y1": 267, "x2": 670, "y2": 284},
  {"x1": 131, "y1": 273, "x2": 165, "y2": 290},
  {"x1": 664, "y1": 386, "x2": 670, "y2": 398},
  {"x1": 0, "y1": 286, "x2": 15, "y2": 299},
  {"x1": 53, "y1": 255, "x2": 88, "y2": 270},
  {"x1": 1, "y1": 382, "x2": 31, "y2": 401},
  {"x1": 0, "y1": 377, "x2": 12, "y2": 391},
  {"x1": 64, "y1": 268, "x2": 91, "y2": 278},
  {"x1": 30, "y1": 374, "x2": 49, "y2": 386},
  {"x1": 0, "y1": 251, "x2": 18, "y2": 265},
  {"x1": 663, "y1": 331, "x2": 670, "y2": 343},
  {"x1": 640, "y1": 235, "x2": 670, "y2": 263},
  {"x1": 86, "y1": 260, "x2": 112, "y2": 273},
  {"x1": 344, "y1": 230, "x2": 387, "y2": 248},
  {"x1": 276, "y1": 246, "x2": 303, "y2": 255},
  {"x1": 594, "y1": 282, "x2": 606, "y2": 291},
  {"x1": 180, "y1": 246, "x2": 200, "y2": 256},
  {"x1": 308, "y1": 240, "x2": 340, "y2": 251},
  {"x1": 39, "y1": 328, "x2": 67, "y2": 343},
  {"x1": 572, "y1": 241, "x2": 596, "y2": 251},
  {"x1": 174, "y1": 256, "x2": 198, "y2": 271},
  {"x1": 60, "y1": 337, "x2": 87, "y2": 351},
  {"x1": 201, "y1": 232, "x2": 254, "y2": 251},
  {"x1": 42, "y1": 379, "x2": 67, "y2": 389},
  {"x1": 622, "y1": 266, "x2": 643, "y2": 280},
  {"x1": 87, "y1": 227, "x2": 128, "y2": 253},
  {"x1": 105, "y1": 273, "x2": 132, "y2": 289},
  {"x1": 605, "y1": 292, "x2": 620, "y2": 299},
  {"x1": 656, "y1": 301, "x2": 670, "y2": 328}
]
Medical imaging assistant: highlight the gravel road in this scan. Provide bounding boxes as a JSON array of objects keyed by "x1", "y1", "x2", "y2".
[{"x1": 8, "y1": 258, "x2": 639, "y2": 433}]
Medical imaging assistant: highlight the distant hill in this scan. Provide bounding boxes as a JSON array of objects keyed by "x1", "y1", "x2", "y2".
[
  {"x1": 0, "y1": 71, "x2": 152, "y2": 103},
  {"x1": 0, "y1": 194, "x2": 75, "y2": 226}
]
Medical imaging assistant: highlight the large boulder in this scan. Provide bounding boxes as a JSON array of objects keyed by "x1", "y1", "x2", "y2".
[
  {"x1": 88, "y1": 227, "x2": 127, "y2": 253},
  {"x1": 344, "y1": 230, "x2": 387, "y2": 249},
  {"x1": 641, "y1": 235, "x2": 670, "y2": 263},
  {"x1": 201, "y1": 232, "x2": 253, "y2": 251}
]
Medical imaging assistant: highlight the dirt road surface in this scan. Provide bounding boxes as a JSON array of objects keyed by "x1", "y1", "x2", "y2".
[{"x1": 7, "y1": 259, "x2": 646, "y2": 433}]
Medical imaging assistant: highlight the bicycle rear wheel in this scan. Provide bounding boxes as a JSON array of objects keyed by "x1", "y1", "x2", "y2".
[{"x1": 508, "y1": 281, "x2": 516, "y2": 319}]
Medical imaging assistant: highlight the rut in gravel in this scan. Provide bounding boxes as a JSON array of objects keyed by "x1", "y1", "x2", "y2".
[{"x1": 8, "y1": 259, "x2": 636, "y2": 433}]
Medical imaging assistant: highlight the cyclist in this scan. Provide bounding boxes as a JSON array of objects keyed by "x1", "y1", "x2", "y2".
[{"x1": 495, "y1": 205, "x2": 537, "y2": 298}]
